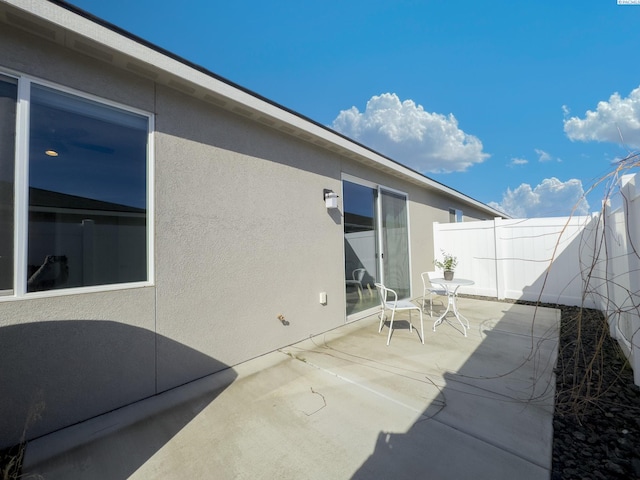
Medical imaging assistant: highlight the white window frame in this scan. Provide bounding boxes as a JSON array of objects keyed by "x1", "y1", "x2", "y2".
[
  {"x1": 1, "y1": 69, "x2": 154, "y2": 300},
  {"x1": 449, "y1": 208, "x2": 463, "y2": 223}
]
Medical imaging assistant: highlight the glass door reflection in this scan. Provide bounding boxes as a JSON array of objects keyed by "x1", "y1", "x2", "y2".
[{"x1": 343, "y1": 181, "x2": 379, "y2": 316}]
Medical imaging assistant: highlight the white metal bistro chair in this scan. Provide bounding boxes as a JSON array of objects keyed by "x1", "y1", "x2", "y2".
[
  {"x1": 421, "y1": 271, "x2": 448, "y2": 317},
  {"x1": 374, "y1": 283, "x2": 424, "y2": 346},
  {"x1": 346, "y1": 268, "x2": 366, "y2": 300}
]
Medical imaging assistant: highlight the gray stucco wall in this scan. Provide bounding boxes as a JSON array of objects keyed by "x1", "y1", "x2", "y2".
[
  {"x1": 0, "y1": 23, "x2": 346, "y2": 446},
  {"x1": 153, "y1": 86, "x2": 346, "y2": 390},
  {"x1": 0, "y1": 20, "x2": 496, "y2": 448},
  {"x1": 0, "y1": 288, "x2": 157, "y2": 444},
  {"x1": 0, "y1": 24, "x2": 161, "y2": 446}
]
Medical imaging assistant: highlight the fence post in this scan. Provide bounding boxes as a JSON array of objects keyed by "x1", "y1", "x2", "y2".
[
  {"x1": 601, "y1": 198, "x2": 619, "y2": 339},
  {"x1": 494, "y1": 217, "x2": 505, "y2": 299}
]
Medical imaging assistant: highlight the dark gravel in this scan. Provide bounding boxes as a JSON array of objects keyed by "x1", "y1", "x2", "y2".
[{"x1": 551, "y1": 305, "x2": 640, "y2": 480}]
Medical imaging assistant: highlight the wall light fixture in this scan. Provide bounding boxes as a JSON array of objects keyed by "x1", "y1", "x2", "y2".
[{"x1": 324, "y1": 189, "x2": 339, "y2": 209}]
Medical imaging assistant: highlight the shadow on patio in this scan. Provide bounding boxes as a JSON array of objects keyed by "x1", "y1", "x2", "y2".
[
  {"x1": 348, "y1": 298, "x2": 559, "y2": 479},
  {"x1": 23, "y1": 298, "x2": 559, "y2": 480}
]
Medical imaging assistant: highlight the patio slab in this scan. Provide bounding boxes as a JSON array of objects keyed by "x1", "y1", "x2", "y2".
[{"x1": 23, "y1": 298, "x2": 559, "y2": 479}]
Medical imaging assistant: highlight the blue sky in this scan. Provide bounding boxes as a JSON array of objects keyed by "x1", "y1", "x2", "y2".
[{"x1": 66, "y1": 0, "x2": 640, "y2": 217}]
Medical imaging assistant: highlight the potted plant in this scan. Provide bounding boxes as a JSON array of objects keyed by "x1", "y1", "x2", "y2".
[{"x1": 434, "y1": 251, "x2": 458, "y2": 280}]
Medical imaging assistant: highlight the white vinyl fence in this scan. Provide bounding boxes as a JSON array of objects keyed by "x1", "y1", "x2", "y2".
[
  {"x1": 582, "y1": 174, "x2": 640, "y2": 386},
  {"x1": 433, "y1": 175, "x2": 640, "y2": 385},
  {"x1": 433, "y1": 215, "x2": 595, "y2": 307}
]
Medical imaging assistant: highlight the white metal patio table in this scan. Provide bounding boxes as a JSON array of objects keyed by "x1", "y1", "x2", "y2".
[{"x1": 431, "y1": 277, "x2": 474, "y2": 337}]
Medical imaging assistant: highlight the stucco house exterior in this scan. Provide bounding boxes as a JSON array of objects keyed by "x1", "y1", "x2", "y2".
[{"x1": 0, "y1": 0, "x2": 506, "y2": 448}]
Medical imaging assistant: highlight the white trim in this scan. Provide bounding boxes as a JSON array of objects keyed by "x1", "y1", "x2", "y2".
[
  {"x1": 147, "y1": 115, "x2": 155, "y2": 286},
  {"x1": 379, "y1": 184, "x2": 408, "y2": 198},
  {"x1": 404, "y1": 191, "x2": 414, "y2": 298},
  {"x1": 0, "y1": 68, "x2": 155, "y2": 300},
  {"x1": 449, "y1": 208, "x2": 464, "y2": 223},
  {"x1": 0, "y1": 281, "x2": 154, "y2": 301},
  {"x1": 340, "y1": 177, "x2": 347, "y2": 324},
  {"x1": 376, "y1": 186, "x2": 385, "y2": 288},
  {"x1": 14, "y1": 75, "x2": 29, "y2": 297}
]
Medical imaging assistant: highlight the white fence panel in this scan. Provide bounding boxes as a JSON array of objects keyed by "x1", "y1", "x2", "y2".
[
  {"x1": 433, "y1": 216, "x2": 594, "y2": 307},
  {"x1": 434, "y1": 172, "x2": 640, "y2": 385},
  {"x1": 433, "y1": 220, "x2": 497, "y2": 297},
  {"x1": 609, "y1": 175, "x2": 640, "y2": 384},
  {"x1": 602, "y1": 205, "x2": 630, "y2": 336}
]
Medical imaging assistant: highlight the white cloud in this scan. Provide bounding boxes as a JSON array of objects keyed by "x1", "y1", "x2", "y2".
[
  {"x1": 510, "y1": 157, "x2": 528, "y2": 166},
  {"x1": 564, "y1": 86, "x2": 640, "y2": 147},
  {"x1": 488, "y1": 177, "x2": 590, "y2": 218},
  {"x1": 535, "y1": 148, "x2": 552, "y2": 162},
  {"x1": 332, "y1": 93, "x2": 489, "y2": 173},
  {"x1": 534, "y1": 148, "x2": 561, "y2": 163}
]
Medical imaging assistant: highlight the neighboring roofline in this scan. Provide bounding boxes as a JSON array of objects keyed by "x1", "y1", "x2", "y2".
[
  {"x1": 29, "y1": 185, "x2": 146, "y2": 214},
  {"x1": 1, "y1": 0, "x2": 508, "y2": 219}
]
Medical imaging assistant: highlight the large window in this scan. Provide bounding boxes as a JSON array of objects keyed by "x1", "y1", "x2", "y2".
[{"x1": 0, "y1": 74, "x2": 151, "y2": 296}]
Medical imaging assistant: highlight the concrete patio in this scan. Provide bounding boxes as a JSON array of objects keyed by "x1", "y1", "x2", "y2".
[{"x1": 23, "y1": 297, "x2": 560, "y2": 479}]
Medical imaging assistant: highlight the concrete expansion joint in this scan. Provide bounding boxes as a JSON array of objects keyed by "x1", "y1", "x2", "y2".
[
  {"x1": 284, "y1": 352, "x2": 427, "y2": 415},
  {"x1": 428, "y1": 418, "x2": 551, "y2": 472},
  {"x1": 282, "y1": 346, "x2": 551, "y2": 473}
]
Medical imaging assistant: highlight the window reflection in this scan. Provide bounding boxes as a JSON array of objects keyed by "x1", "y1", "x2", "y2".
[
  {"x1": 343, "y1": 181, "x2": 379, "y2": 316},
  {"x1": 27, "y1": 85, "x2": 148, "y2": 291},
  {"x1": 0, "y1": 76, "x2": 17, "y2": 293}
]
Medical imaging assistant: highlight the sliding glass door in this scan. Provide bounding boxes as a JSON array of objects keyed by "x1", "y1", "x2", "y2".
[
  {"x1": 343, "y1": 178, "x2": 410, "y2": 318},
  {"x1": 380, "y1": 188, "x2": 410, "y2": 299}
]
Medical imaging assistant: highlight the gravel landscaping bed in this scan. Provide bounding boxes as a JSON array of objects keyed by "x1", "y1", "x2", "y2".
[{"x1": 552, "y1": 305, "x2": 640, "y2": 480}]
